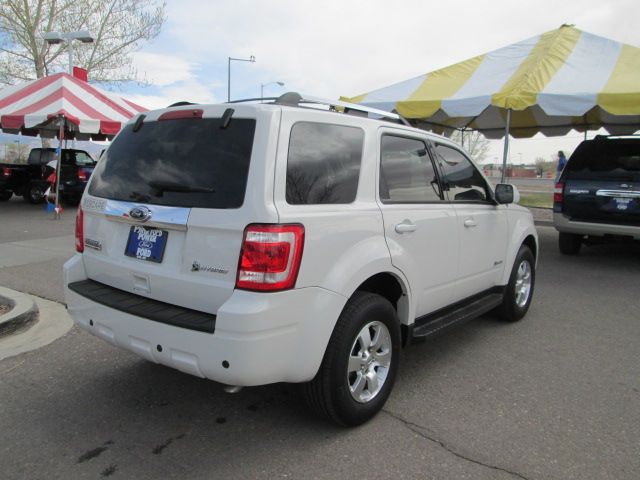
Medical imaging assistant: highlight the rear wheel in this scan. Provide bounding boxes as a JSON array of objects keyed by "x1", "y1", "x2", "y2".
[
  {"x1": 304, "y1": 292, "x2": 401, "y2": 426},
  {"x1": 558, "y1": 232, "x2": 582, "y2": 255},
  {"x1": 25, "y1": 182, "x2": 45, "y2": 204},
  {"x1": 496, "y1": 245, "x2": 535, "y2": 322},
  {"x1": 0, "y1": 190, "x2": 12, "y2": 201}
]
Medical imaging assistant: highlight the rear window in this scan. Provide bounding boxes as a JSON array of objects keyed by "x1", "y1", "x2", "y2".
[
  {"x1": 286, "y1": 122, "x2": 363, "y2": 205},
  {"x1": 89, "y1": 117, "x2": 256, "y2": 208},
  {"x1": 566, "y1": 140, "x2": 640, "y2": 181}
]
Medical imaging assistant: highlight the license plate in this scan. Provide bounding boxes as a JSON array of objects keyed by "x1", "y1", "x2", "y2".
[
  {"x1": 125, "y1": 226, "x2": 168, "y2": 263},
  {"x1": 613, "y1": 197, "x2": 633, "y2": 211}
]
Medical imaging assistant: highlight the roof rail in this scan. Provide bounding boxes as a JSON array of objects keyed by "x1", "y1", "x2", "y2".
[
  {"x1": 228, "y1": 92, "x2": 411, "y2": 126},
  {"x1": 594, "y1": 134, "x2": 640, "y2": 140}
]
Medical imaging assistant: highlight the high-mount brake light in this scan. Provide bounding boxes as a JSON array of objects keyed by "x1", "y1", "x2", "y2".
[
  {"x1": 75, "y1": 206, "x2": 84, "y2": 253},
  {"x1": 158, "y1": 109, "x2": 204, "y2": 121},
  {"x1": 236, "y1": 224, "x2": 305, "y2": 291}
]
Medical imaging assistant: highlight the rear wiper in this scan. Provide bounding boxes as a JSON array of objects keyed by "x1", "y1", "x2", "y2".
[
  {"x1": 129, "y1": 191, "x2": 152, "y2": 202},
  {"x1": 148, "y1": 180, "x2": 214, "y2": 196}
]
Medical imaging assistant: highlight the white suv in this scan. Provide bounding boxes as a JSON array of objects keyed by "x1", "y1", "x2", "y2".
[{"x1": 64, "y1": 94, "x2": 538, "y2": 426}]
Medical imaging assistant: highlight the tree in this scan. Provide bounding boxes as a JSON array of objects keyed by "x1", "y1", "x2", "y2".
[
  {"x1": 0, "y1": 0, "x2": 165, "y2": 85},
  {"x1": 534, "y1": 156, "x2": 555, "y2": 177},
  {"x1": 3, "y1": 142, "x2": 30, "y2": 163},
  {"x1": 450, "y1": 129, "x2": 490, "y2": 162}
]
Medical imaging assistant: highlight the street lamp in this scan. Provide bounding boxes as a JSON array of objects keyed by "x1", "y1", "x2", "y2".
[
  {"x1": 260, "y1": 81, "x2": 285, "y2": 101},
  {"x1": 44, "y1": 30, "x2": 94, "y2": 74},
  {"x1": 227, "y1": 55, "x2": 256, "y2": 102}
]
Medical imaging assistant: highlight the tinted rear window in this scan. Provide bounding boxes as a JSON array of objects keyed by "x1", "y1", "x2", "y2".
[
  {"x1": 89, "y1": 118, "x2": 256, "y2": 208},
  {"x1": 566, "y1": 140, "x2": 640, "y2": 181},
  {"x1": 286, "y1": 122, "x2": 363, "y2": 205}
]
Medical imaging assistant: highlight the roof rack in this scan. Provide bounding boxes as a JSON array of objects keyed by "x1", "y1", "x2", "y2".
[
  {"x1": 229, "y1": 92, "x2": 411, "y2": 126},
  {"x1": 594, "y1": 134, "x2": 640, "y2": 140}
]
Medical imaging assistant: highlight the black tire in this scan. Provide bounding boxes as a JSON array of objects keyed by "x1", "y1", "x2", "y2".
[
  {"x1": 304, "y1": 292, "x2": 401, "y2": 426},
  {"x1": 496, "y1": 245, "x2": 535, "y2": 322},
  {"x1": 0, "y1": 190, "x2": 12, "y2": 201},
  {"x1": 24, "y1": 182, "x2": 45, "y2": 204},
  {"x1": 558, "y1": 232, "x2": 582, "y2": 255}
]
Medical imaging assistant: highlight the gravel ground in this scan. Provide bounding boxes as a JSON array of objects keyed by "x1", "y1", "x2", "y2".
[{"x1": 0, "y1": 303, "x2": 13, "y2": 315}]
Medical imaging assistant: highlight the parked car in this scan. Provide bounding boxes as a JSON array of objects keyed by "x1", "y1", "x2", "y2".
[
  {"x1": 0, "y1": 148, "x2": 54, "y2": 203},
  {"x1": 64, "y1": 94, "x2": 538, "y2": 426},
  {"x1": 0, "y1": 147, "x2": 96, "y2": 203},
  {"x1": 46, "y1": 148, "x2": 97, "y2": 204},
  {"x1": 554, "y1": 135, "x2": 640, "y2": 254}
]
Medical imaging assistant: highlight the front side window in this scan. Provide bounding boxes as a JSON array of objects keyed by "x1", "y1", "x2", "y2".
[
  {"x1": 286, "y1": 122, "x2": 363, "y2": 205},
  {"x1": 435, "y1": 144, "x2": 489, "y2": 202},
  {"x1": 379, "y1": 135, "x2": 441, "y2": 203}
]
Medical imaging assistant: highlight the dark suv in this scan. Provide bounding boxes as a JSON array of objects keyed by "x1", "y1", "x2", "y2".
[{"x1": 553, "y1": 136, "x2": 640, "y2": 254}]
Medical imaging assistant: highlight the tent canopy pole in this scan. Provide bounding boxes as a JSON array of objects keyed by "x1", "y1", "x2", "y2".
[
  {"x1": 500, "y1": 109, "x2": 512, "y2": 183},
  {"x1": 54, "y1": 115, "x2": 64, "y2": 219}
]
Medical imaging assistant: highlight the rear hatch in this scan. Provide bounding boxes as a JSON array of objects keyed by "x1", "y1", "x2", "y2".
[
  {"x1": 562, "y1": 139, "x2": 640, "y2": 226},
  {"x1": 60, "y1": 150, "x2": 96, "y2": 187},
  {"x1": 82, "y1": 106, "x2": 265, "y2": 314}
]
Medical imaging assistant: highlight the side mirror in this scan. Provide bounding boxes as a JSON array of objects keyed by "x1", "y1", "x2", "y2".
[{"x1": 495, "y1": 183, "x2": 520, "y2": 204}]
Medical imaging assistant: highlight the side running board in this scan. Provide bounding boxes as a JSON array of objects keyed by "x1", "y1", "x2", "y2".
[{"x1": 410, "y1": 291, "x2": 504, "y2": 342}]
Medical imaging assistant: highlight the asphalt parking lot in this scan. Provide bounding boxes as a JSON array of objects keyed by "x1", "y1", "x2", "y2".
[{"x1": 1, "y1": 197, "x2": 639, "y2": 480}]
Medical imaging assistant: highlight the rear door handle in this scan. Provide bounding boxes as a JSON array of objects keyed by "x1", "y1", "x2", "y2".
[
  {"x1": 395, "y1": 221, "x2": 417, "y2": 234},
  {"x1": 463, "y1": 218, "x2": 477, "y2": 228}
]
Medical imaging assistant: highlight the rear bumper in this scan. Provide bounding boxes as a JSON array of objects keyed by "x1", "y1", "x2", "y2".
[
  {"x1": 553, "y1": 213, "x2": 640, "y2": 240},
  {"x1": 63, "y1": 254, "x2": 347, "y2": 386},
  {"x1": 58, "y1": 181, "x2": 87, "y2": 196}
]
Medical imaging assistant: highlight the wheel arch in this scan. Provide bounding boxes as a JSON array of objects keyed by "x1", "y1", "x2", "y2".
[{"x1": 501, "y1": 216, "x2": 539, "y2": 285}]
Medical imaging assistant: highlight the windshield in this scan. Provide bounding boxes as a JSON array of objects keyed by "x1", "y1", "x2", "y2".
[
  {"x1": 88, "y1": 117, "x2": 256, "y2": 208},
  {"x1": 566, "y1": 140, "x2": 640, "y2": 182}
]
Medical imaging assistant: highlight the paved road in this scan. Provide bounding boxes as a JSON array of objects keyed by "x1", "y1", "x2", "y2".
[
  {"x1": 0, "y1": 196, "x2": 76, "y2": 302},
  {"x1": 1, "y1": 199, "x2": 639, "y2": 480}
]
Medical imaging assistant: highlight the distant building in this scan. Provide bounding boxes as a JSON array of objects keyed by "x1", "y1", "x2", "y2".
[{"x1": 483, "y1": 164, "x2": 537, "y2": 178}]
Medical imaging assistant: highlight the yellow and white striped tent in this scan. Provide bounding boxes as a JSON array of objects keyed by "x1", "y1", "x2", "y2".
[{"x1": 343, "y1": 25, "x2": 640, "y2": 139}]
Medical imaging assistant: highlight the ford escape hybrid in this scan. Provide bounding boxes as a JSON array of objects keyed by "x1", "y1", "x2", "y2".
[{"x1": 64, "y1": 94, "x2": 538, "y2": 426}]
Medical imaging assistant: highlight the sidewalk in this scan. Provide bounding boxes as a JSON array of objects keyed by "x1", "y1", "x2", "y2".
[{"x1": 0, "y1": 287, "x2": 73, "y2": 361}]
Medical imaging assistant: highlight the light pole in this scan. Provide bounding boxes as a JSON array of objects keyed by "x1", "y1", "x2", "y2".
[
  {"x1": 227, "y1": 55, "x2": 256, "y2": 102},
  {"x1": 44, "y1": 30, "x2": 94, "y2": 74},
  {"x1": 260, "y1": 81, "x2": 285, "y2": 101}
]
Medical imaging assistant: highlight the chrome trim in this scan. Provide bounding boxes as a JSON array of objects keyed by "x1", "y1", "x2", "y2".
[
  {"x1": 102, "y1": 200, "x2": 189, "y2": 232},
  {"x1": 595, "y1": 189, "x2": 640, "y2": 199}
]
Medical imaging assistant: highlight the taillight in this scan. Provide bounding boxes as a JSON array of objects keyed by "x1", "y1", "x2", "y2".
[
  {"x1": 78, "y1": 169, "x2": 88, "y2": 182},
  {"x1": 236, "y1": 224, "x2": 305, "y2": 291},
  {"x1": 554, "y1": 182, "x2": 564, "y2": 203},
  {"x1": 2, "y1": 167, "x2": 10, "y2": 178},
  {"x1": 75, "y1": 206, "x2": 84, "y2": 253}
]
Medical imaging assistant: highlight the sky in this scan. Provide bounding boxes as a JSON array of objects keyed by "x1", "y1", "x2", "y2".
[{"x1": 3, "y1": 0, "x2": 640, "y2": 163}]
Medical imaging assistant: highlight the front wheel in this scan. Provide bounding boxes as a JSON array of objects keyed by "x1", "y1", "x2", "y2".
[
  {"x1": 496, "y1": 245, "x2": 535, "y2": 322},
  {"x1": 304, "y1": 292, "x2": 401, "y2": 426}
]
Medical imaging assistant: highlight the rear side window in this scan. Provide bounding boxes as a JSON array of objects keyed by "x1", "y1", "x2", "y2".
[
  {"x1": 89, "y1": 118, "x2": 256, "y2": 208},
  {"x1": 380, "y1": 135, "x2": 442, "y2": 203},
  {"x1": 566, "y1": 140, "x2": 640, "y2": 181},
  {"x1": 286, "y1": 122, "x2": 363, "y2": 205},
  {"x1": 75, "y1": 151, "x2": 96, "y2": 166},
  {"x1": 434, "y1": 144, "x2": 489, "y2": 202}
]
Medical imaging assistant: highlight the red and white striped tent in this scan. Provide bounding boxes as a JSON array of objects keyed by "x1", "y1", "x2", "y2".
[{"x1": 0, "y1": 72, "x2": 146, "y2": 140}]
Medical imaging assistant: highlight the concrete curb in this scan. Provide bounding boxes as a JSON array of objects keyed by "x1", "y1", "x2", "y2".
[{"x1": 0, "y1": 286, "x2": 39, "y2": 338}]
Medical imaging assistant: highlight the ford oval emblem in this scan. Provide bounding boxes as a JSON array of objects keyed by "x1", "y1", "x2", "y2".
[{"x1": 129, "y1": 206, "x2": 152, "y2": 222}]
